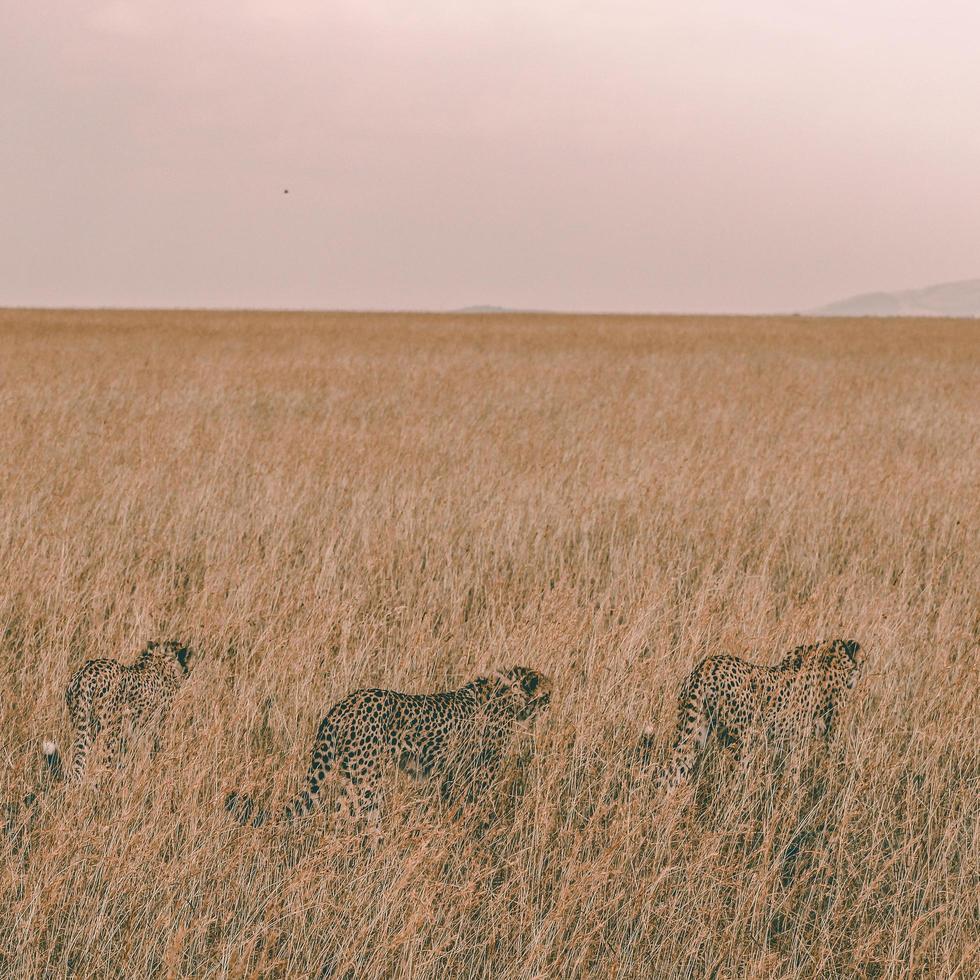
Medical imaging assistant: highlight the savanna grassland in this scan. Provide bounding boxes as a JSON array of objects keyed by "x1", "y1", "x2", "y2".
[{"x1": 0, "y1": 309, "x2": 977, "y2": 979}]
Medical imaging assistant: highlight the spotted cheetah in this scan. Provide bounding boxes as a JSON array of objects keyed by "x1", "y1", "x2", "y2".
[
  {"x1": 45, "y1": 640, "x2": 194, "y2": 782},
  {"x1": 660, "y1": 639, "x2": 863, "y2": 787},
  {"x1": 226, "y1": 666, "x2": 552, "y2": 827}
]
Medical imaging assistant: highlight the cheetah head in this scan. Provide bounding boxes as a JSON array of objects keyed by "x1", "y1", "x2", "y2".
[
  {"x1": 161, "y1": 639, "x2": 194, "y2": 677},
  {"x1": 492, "y1": 666, "x2": 552, "y2": 721},
  {"x1": 825, "y1": 639, "x2": 863, "y2": 690}
]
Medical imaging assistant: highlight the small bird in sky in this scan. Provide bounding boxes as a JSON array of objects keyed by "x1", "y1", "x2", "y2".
[{"x1": 283, "y1": 189, "x2": 289, "y2": 194}]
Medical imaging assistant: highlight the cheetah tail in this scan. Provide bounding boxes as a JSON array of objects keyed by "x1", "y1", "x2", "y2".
[
  {"x1": 280, "y1": 720, "x2": 336, "y2": 823},
  {"x1": 224, "y1": 791, "x2": 269, "y2": 828},
  {"x1": 634, "y1": 726, "x2": 658, "y2": 766}
]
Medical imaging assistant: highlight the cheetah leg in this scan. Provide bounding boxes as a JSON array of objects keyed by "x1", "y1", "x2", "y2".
[
  {"x1": 99, "y1": 699, "x2": 133, "y2": 772},
  {"x1": 788, "y1": 754, "x2": 804, "y2": 783},
  {"x1": 721, "y1": 728, "x2": 745, "y2": 766},
  {"x1": 67, "y1": 726, "x2": 95, "y2": 783},
  {"x1": 661, "y1": 685, "x2": 709, "y2": 789},
  {"x1": 144, "y1": 708, "x2": 169, "y2": 759},
  {"x1": 461, "y1": 752, "x2": 502, "y2": 825},
  {"x1": 338, "y1": 782, "x2": 384, "y2": 824},
  {"x1": 396, "y1": 730, "x2": 431, "y2": 781},
  {"x1": 437, "y1": 748, "x2": 500, "y2": 827},
  {"x1": 815, "y1": 700, "x2": 836, "y2": 743},
  {"x1": 104, "y1": 716, "x2": 127, "y2": 771},
  {"x1": 337, "y1": 757, "x2": 385, "y2": 824},
  {"x1": 444, "y1": 749, "x2": 500, "y2": 804},
  {"x1": 66, "y1": 693, "x2": 98, "y2": 783}
]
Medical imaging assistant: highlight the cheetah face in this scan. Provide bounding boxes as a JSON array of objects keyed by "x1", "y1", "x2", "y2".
[
  {"x1": 496, "y1": 666, "x2": 552, "y2": 722},
  {"x1": 832, "y1": 639, "x2": 862, "y2": 689},
  {"x1": 162, "y1": 639, "x2": 194, "y2": 676}
]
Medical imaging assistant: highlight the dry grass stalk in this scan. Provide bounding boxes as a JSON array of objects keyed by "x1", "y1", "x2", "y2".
[{"x1": 0, "y1": 309, "x2": 976, "y2": 978}]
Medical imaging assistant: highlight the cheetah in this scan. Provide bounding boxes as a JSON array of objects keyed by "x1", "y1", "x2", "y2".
[
  {"x1": 659, "y1": 639, "x2": 863, "y2": 787},
  {"x1": 226, "y1": 666, "x2": 552, "y2": 827},
  {"x1": 45, "y1": 640, "x2": 194, "y2": 782}
]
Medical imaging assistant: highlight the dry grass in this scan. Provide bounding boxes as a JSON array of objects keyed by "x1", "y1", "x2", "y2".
[{"x1": 0, "y1": 308, "x2": 977, "y2": 978}]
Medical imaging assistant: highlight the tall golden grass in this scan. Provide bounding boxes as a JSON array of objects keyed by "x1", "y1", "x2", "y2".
[{"x1": 0, "y1": 309, "x2": 976, "y2": 978}]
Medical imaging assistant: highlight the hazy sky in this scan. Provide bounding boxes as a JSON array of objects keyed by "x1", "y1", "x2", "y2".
[{"x1": 4, "y1": 1, "x2": 979, "y2": 313}]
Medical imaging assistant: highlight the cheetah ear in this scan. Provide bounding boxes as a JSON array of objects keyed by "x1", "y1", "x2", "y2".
[
  {"x1": 489, "y1": 668, "x2": 517, "y2": 690},
  {"x1": 176, "y1": 646, "x2": 190, "y2": 669},
  {"x1": 820, "y1": 641, "x2": 838, "y2": 666},
  {"x1": 519, "y1": 671, "x2": 540, "y2": 696},
  {"x1": 842, "y1": 640, "x2": 861, "y2": 662},
  {"x1": 490, "y1": 668, "x2": 538, "y2": 696}
]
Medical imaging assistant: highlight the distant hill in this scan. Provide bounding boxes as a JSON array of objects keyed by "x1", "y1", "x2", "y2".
[
  {"x1": 455, "y1": 305, "x2": 513, "y2": 314},
  {"x1": 810, "y1": 278, "x2": 980, "y2": 317}
]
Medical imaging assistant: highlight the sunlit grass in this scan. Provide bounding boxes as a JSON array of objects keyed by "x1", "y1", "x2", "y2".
[{"x1": 0, "y1": 308, "x2": 976, "y2": 978}]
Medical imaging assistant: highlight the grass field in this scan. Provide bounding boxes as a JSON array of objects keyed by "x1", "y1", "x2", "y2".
[{"x1": 0, "y1": 309, "x2": 977, "y2": 978}]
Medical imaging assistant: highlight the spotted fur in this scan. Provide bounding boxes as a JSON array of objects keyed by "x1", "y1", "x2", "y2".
[
  {"x1": 662, "y1": 639, "x2": 863, "y2": 787},
  {"x1": 226, "y1": 666, "x2": 551, "y2": 827},
  {"x1": 46, "y1": 640, "x2": 194, "y2": 782}
]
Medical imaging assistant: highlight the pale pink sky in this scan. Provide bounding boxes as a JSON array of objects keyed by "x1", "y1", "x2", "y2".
[{"x1": 3, "y1": 1, "x2": 979, "y2": 313}]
